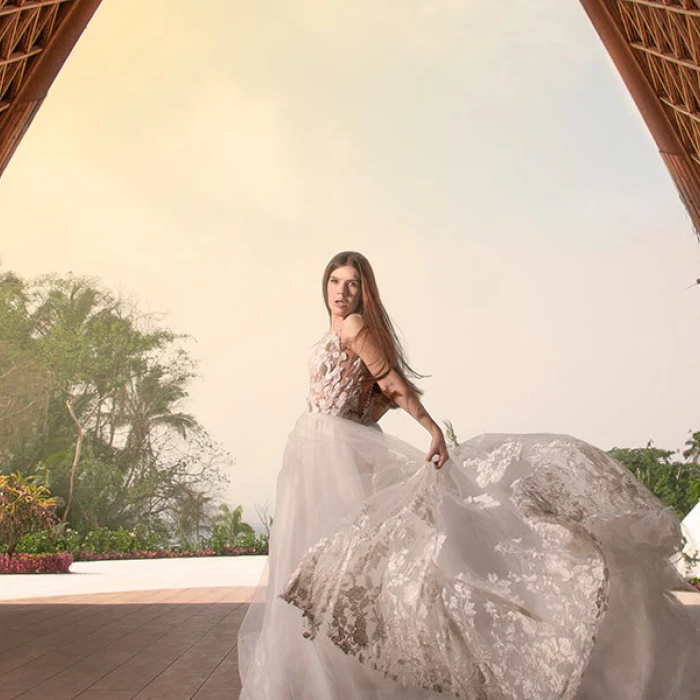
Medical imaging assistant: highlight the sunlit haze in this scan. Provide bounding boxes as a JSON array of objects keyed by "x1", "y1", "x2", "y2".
[{"x1": 2, "y1": 1, "x2": 699, "y2": 519}]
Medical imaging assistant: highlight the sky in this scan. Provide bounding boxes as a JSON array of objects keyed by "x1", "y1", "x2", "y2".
[{"x1": 1, "y1": 1, "x2": 699, "y2": 519}]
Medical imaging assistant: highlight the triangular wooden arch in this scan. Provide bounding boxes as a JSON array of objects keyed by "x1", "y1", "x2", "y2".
[
  {"x1": 0, "y1": 0, "x2": 699, "y2": 241},
  {"x1": 0, "y1": 0, "x2": 101, "y2": 178},
  {"x1": 581, "y1": 1, "x2": 700, "y2": 238}
]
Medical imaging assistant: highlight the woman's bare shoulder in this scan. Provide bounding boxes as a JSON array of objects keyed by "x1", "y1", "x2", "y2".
[{"x1": 338, "y1": 313, "x2": 365, "y2": 342}]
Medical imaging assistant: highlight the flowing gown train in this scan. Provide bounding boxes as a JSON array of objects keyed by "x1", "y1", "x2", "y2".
[{"x1": 238, "y1": 329, "x2": 699, "y2": 699}]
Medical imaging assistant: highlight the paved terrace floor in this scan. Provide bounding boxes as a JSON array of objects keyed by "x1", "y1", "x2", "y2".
[
  {"x1": 0, "y1": 557, "x2": 698, "y2": 700},
  {"x1": 0, "y1": 558, "x2": 267, "y2": 700}
]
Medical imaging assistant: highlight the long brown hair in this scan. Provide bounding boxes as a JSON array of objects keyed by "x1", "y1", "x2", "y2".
[{"x1": 322, "y1": 251, "x2": 424, "y2": 400}]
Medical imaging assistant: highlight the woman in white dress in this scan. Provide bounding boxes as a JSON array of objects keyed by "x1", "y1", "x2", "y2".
[{"x1": 238, "y1": 251, "x2": 699, "y2": 700}]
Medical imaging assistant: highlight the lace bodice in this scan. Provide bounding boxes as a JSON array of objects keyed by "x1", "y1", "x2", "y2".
[{"x1": 307, "y1": 329, "x2": 374, "y2": 424}]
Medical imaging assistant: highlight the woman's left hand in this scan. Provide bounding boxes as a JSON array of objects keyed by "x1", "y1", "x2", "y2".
[{"x1": 426, "y1": 429, "x2": 449, "y2": 469}]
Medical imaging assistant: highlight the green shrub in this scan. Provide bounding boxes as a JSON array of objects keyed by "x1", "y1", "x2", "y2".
[
  {"x1": 14, "y1": 529, "x2": 58, "y2": 554},
  {"x1": 205, "y1": 525, "x2": 268, "y2": 555},
  {"x1": 12, "y1": 524, "x2": 170, "y2": 555},
  {"x1": 131, "y1": 525, "x2": 170, "y2": 553},
  {"x1": 206, "y1": 524, "x2": 229, "y2": 555},
  {"x1": 8, "y1": 522, "x2": 267, "y2": 559},
  {"x1": 14, "y1": 526, "x2": 81, "y2": 554},
  {"x1": 81, "y1": 526, "x2": 133, "y2": 554},
  {"x1": 235, "y1": 531, "x2": 269, "y2": 555},
  {"x1": 0, "y1": 473, "x2": 57, "y2": 555},
  {"x1": 610, "y1": 444, "x2": 700, "y2": 520}
]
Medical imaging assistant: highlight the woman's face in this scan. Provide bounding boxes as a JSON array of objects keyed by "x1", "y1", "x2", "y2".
[{"x1": 327, "y1": 265, "x2": 362, "y2": 321}]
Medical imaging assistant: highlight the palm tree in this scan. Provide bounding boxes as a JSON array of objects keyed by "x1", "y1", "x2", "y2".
[
  {"x1": 27, "y1": 277, "x2": 112, "y2": 523},
  {"x1": 212, "y1": 504, "x2": 254, "y2": 542},
  {"x1": 683, "y1": 432, "x2": 700, "y2": 466},
  {"x1": 173, "y1": 485, "x2": 214, "y2": 546},
  {"x1": 117, "y1": 365, "x2": 199, "y2": 488}
]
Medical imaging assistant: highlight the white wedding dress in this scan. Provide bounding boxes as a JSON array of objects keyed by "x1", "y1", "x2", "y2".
[{"x1": 238, "y1": 328, "x2": 699, "y2": 699}]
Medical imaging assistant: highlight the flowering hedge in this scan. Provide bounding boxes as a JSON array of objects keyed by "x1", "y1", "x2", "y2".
[
  {"x1": 0, "y1": 552, "x2": 72, "y2": 574},
  {"x1": 0, "y1": 545, "x2": 261, "y2": 572},
  {"x1": 74, "y1": 544, "x2": 258, "y2": 561},
  {"x1": 8, "y1": 525, "x2": 269, "y2": 561}
]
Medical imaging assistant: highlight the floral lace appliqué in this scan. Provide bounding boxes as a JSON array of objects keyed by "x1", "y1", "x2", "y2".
[
  {"x1": 306, "y1": 329, "x2": 374, "y2": 424},
  {"x1": 277, "y1": 435, "x2": 665, "y2": 699}
]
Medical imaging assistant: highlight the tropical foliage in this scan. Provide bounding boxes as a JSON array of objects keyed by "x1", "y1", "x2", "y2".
[
  {"x1": 212, "y1": 504, "x2": 254, "y2": 541},
  {"x1": 6, "y1": 519, "x2": 268, "y2": 559},
  {"x1": 609, "y1": 432, "x2": 700, "y2": 520},
  {"x1": 208, "y1": 503, "x2": 266, "y2": 554},
  {"x1": 0, "y1": 270, "x2": 231, "y2": 544},
  {"x1": 0, "y1": 472, "x2": 57, "y2": 556}
]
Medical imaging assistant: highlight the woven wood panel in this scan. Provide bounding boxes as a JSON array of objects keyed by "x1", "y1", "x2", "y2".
[
  {"x1": 1, "y1": 0, "x2": 700, "y2": 240},
  {"x1": 614, "y1": 0, "x2": 700, "y2": 165},
  {"x1": 581, "y1": 1, "x2": 700, "y2": 235},
  {"x1": 0, "y1": 0, "x2": 69, "y2": 118},
  {"x1": 0, "y1": 0, "x2": 99, "y2": 177}
]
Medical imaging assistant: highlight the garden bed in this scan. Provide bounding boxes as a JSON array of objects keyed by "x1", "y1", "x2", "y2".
[
  {"x1": 0, "y1": 545, "x2": 264, "y2": 573},
  {"x1": 73, "y1": 545, "x2": 261, "y2": 561},
  {"x1": 0, "y1": 552, "x2": 72, "y2": 574}
]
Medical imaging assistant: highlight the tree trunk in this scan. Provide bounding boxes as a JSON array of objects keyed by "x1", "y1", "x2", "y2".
[{"x1": 62, "y1": 394, "x2": 83, "y2": 524}]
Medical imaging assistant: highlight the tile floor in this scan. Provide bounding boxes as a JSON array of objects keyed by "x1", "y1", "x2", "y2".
[{"x1": 0, "y1": 587, "x2": 254, "y2": 700}]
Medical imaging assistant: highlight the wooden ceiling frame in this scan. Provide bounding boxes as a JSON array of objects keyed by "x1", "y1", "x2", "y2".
[
  {"x1": 0, "y1": 0, "x2": 101, "y2": 178},
  {"x1": 1, "y1": 0, "x2": 700, "y2": 243},
  {"x1": 580, "y1": 0, "x2": 700, "y2": 237}
]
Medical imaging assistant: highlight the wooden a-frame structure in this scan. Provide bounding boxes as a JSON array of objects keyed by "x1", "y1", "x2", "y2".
[
  {"x1": 581, "y1": 1, "x2": 700, "y2": 237},
  {"x1": 1, "y1": 0, "x2": 700, "y2": 239},
  {"x1": 0, "y1": 0, "x2": 101, "y2": 177}
]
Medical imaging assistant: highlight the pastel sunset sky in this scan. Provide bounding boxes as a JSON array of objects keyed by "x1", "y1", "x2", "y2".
[{"x1": 1, "y1": 1, "x2": 699, "y2": 516}]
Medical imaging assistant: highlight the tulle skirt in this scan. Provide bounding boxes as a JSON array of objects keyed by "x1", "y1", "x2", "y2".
[{"x1": 238, "y1": 413, "x2": 699, "y2": 699}]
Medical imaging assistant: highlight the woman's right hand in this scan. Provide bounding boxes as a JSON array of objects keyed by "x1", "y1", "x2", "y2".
[{"x1": 426, "y1": 428, "x2": 449, "y2": 469}]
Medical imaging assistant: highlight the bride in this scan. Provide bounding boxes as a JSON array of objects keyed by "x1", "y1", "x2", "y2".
[{"x1": 238, "y1": 251, "x2": 699, "y2": 699}]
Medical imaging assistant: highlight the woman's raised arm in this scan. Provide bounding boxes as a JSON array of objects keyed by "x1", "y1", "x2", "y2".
[{"x1": 339, "y1": 314, "x2": 449, "y2": 468}]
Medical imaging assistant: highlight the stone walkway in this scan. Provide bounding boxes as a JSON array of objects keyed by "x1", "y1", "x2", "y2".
[
  {"x1": 0, "y1": 587, "x2": 254, "y2": 700},
  {"x1": 0, "y1": 558, "x2": 267, "y2": 700},
  {"x1": 0, "y1": 558, "x2": 698, "y2": 700}
]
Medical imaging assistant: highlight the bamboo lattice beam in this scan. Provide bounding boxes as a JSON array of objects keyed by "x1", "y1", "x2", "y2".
[
  {"x1": 0, "y1": 0, "x2": 101, "y2": 178},
  {"x1": 631, "y1": 43, "x2": 700, "y2": 72},
  {"x1": 0, "y1": 1, "x2": 72, "y2": 19},
  {"x1": 0, "y1": 0, "x2": 700, "y2": 247},
  {"x1": 0, "y1": 47, "x2": 42, "y2": 68},
  {"x1": 620, "y1": 0, "x2": 700, "y2": 19},
  {"x1": 581, "y1": 0, "x2": 700, "y2": 237}
]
